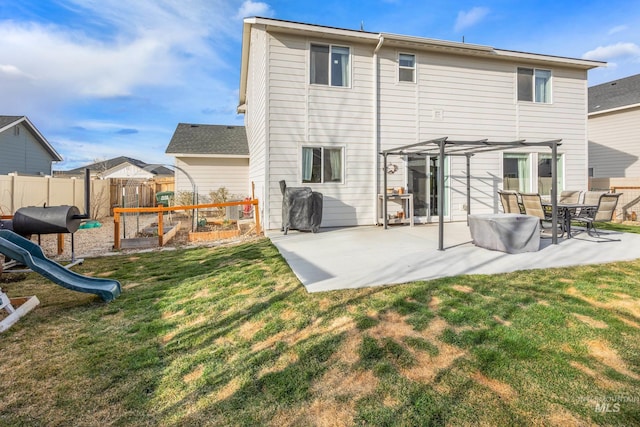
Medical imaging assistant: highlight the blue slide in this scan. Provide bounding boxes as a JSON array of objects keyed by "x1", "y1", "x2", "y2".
[{"x1": 0, "y1": 230, "x2": 121, "y2": 302}]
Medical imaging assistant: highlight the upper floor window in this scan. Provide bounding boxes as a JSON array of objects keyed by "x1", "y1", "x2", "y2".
[
  {"x1": 302, "y1": 146, "x2": 343, "y2": 183},
  {"x1": 398, "y1": 53, "x2": 416, "y2": 82},
  {"x1": 310, "y1": 44, "x2": 350, "y2": 87},
  {"x1": 517, "y1": 67, "x2": 551, "y2": 103}
]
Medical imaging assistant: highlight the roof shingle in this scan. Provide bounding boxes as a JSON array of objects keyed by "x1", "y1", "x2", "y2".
[
  {"x1": 589, "y1": 74, "x2": 640, "y2": 113},
  {"x1": 165, "y1": 124, "x2": 248, "y2": 156}
]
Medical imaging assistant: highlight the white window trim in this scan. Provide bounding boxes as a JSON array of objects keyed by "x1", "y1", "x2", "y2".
[
  {"x1": 398, "y1": 52, "x2": 416, "y2": 83},
  {"x1": 309, "y1": 42, "x2": 352, "y2": 89},
  {"x1": 501, "y1": 151, "x2": 565, "y2": 194},
  {"x1": 516, "y1": 67, "x2": 553, "y2": 104},
  {"x1": 300, "y1": 145, "x2": 346, "y2": 184}
]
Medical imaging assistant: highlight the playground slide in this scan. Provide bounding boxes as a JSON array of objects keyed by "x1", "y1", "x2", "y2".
[{"x1": 0, "y1": 230, "x2": 121, "y2": 302}]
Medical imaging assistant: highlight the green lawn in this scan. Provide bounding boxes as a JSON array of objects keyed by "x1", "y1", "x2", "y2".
[{"x1": 1, "y1": 227, "x2": 640, "y2": 426}]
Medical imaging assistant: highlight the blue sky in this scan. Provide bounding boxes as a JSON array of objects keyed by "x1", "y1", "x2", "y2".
[{"x1": 1, "y1": 0, "x2": 639, "y2": 170}]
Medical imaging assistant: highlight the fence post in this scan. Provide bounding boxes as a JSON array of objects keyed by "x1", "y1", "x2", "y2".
[
  {"x1": 253, "y1": 199, "x2": 261, "y2": 234},
  {"x1": 113, "y1": 211, "x2": 121, "y2": 250},
  {"x1": 158, "y1": 210, "x2": 164, "y2": 247}
]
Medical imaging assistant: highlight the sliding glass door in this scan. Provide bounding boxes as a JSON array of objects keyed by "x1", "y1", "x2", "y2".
[{"x1": 407, "y1": 155, "x2": 449, "y2": 222}]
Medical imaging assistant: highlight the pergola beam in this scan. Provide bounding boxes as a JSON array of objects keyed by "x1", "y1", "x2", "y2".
[{"x1": 379, "y1": 136, "x2": 563, "y2": 249}]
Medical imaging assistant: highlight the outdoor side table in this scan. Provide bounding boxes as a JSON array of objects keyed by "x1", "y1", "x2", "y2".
[{"x1": 469, "y1": 213, "x2": 540, "y2": 254}]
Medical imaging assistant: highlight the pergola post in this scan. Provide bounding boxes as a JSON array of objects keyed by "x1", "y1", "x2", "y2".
[
  {"x1": 466, "y1": 154, "x2": 472, "y2": 225},
  {"x1": 551, "y1": 142, "x2": 558, "y2": 244},
  {"x1": 383, "y1": 153, "x2": 388, "y2": 229},
  {"x1": 438, "y1": 140, "x2": 445, "y2": 251}
]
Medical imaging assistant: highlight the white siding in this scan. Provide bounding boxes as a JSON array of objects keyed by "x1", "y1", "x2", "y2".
[
  {"x1": 174, "y1": 157, "x2": 250, "y2": 199},
  {"x1": 245, "y1": 25, "x2": 269, "y2": 224},
  {"x1": 378, "y1": 51, "x2": 588, "y2": 220},
  {"x1": 588, "y1": 107, "x2": 640, "y2": 178},
  {"x1": 265, "y1": 32, "x2": 375, "y2": 229},
  {"x1": 0, "y1": 123, "x2": 56, "y2": 175},
  {"x1": 245, "y1": 25, "x2": 591, "y2": 229}
]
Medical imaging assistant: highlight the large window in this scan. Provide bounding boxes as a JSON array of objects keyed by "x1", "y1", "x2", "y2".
[
  {"x1": 517, "y1": 67, "x2": 551, "y2": 103},
  {"x1": 302, "y1": 147, "x2": 343, "y2": 183},
  {"x1": 398, "y1": 53, "x2": 415, "y2": 82},
  {"x1": 503, "y1": 153, "x2": 531, "y2": 192},
  {"x1": 538, "y1": 154, "x2": 564, "y2": 196},
  {"x1": 310, "y1": 44, "x2": 350, "y2": 87}
]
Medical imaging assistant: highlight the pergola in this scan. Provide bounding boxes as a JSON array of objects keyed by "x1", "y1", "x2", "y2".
[{"x1": 380, "y1": 137, "x2": 563, "y2": 250}]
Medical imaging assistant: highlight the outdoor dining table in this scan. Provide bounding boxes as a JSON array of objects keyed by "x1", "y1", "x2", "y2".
[{"x1": 542, "y1": 202, "x2": 598, "y2": 238}]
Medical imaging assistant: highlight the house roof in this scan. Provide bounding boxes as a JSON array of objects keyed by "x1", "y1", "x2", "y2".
[
  {"x1": 0, "y1": 115, "x2": 63, "y2": 161},
  {"x1": 57, "y1": 156, "x2": 174, "y2": 177},
  {"x1": 238, "y1": 17, "x2": 606, "y2": 111},
  {"x1": 165, "y1": 123, "x2": 249, "y2": 157},
  {"x1": 588, "y1": 74, "x2": 640, "y2": 115}
]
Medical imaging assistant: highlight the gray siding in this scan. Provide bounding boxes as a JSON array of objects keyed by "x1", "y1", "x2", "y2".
[
  {"x1": 0, "y1": 123, "x2": 56, "y2": 175},
  {"x1": 588, "y1": 107, "x2": 640, "y2": 178}
]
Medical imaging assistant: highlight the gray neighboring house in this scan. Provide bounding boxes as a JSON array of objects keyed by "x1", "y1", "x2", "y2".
[
  {"x1": 165, "y1": 124, "x2": 250, "y2": 198},
  {"x1": 0, "y1": 115, "x2": 63, "y2": 175},
  {"x1": 588, "y1": 74, "x2": 640, "y2": 178}
]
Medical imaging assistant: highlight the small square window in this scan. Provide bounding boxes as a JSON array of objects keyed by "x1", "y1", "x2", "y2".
[
  {"x1": 302, "y1": 146, "x2": 343, "y2": 183},
  {"x1": 310, "y1": 44, "x2": 350, "y2": 87},
  {"x1": 517, "y1": 67, "x2": 551, "y2": 103}
]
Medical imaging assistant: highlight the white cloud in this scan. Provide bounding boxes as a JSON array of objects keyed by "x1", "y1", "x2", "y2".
[
  {"x1": 608, "y1": 25, "x2": 628, "y2": 35},
  {"x1": 582, "y1": 42, "x2": 640, "y2": 61},
  {"x1": 236, "y1": 0, "x2": 273, "y2": 19},
  {"x1": 454, "y1": 7, "x2": 490, "y2": 32}
]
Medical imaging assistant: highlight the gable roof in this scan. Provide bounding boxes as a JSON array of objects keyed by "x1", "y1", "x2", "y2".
[
  {"x1": 58, "y1": 156, "x2": 174, "y2": 177},
  {"x1": 238, "y1": 17, "x2": 606, "y2": 111},
  {"x1": 165, "y1": 123, "x2": 249, "y2": 157},
  {"x1": 0, "y1": 115, "x2": 63, "y2": 161},
  {"x1": 588, "y1": 74, "x2": 640, "y2": 115}
]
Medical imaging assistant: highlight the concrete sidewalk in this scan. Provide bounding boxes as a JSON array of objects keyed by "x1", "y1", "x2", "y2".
[{"x1": 267, "y1": 223, "x2": 640, "y2": 292}]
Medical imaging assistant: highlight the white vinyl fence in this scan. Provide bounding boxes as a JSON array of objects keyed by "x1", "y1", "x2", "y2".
[{"x1": 0, "y1": 174, "x2": 110, "y2": 218}]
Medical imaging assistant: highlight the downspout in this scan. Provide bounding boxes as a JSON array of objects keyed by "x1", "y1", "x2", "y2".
[{"x1": 373, "y1": 35, "x2": 384, "y2": 224}]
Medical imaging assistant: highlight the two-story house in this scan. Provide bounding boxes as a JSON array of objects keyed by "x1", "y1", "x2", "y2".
[{"x1": 238, "y1": 17, "x2": 603, "y2": 231}]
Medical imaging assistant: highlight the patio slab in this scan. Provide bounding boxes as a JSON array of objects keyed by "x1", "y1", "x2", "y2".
[{"x1": 266, "y1": 223, "x2": 640, "y2": 292}]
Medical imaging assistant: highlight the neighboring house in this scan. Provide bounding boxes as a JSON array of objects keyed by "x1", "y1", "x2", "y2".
[
  {"x1": 238, "y1": 17, "x2": 603, "y2": 230},
  {"x1": 588, "y1": 74, "x2": 640, "y2": 178},
  {"x1": 0, "y1": 115, "x2": 63, "y2": 176},
  {"x1": 165, "y1": 123, "x2": 250, "y2": 199},
  {"x1": 55, "y1": 156, "x2": 174, "y2": 180}
]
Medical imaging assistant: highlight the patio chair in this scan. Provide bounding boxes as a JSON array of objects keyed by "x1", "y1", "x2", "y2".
[
  {"x1": 498, "y1": 190, "x2": 524, "y2": 214},
  {"x1": 520, "y1": 193, "x2": 564, "y2": 237},
  {"x1": 572, "y1": 193, "x2": 622, "y2": 240},
  {"x1": 577, "y1": 190, "x2": 606, "y2": 218},
  {"x1": 559, "y1": 190, "x2": 582, "y2": 204}
]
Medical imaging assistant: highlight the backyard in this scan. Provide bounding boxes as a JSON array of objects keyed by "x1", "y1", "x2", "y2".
[{"x1": 1, "y1": 225, "x2": 639, "y2": 426}]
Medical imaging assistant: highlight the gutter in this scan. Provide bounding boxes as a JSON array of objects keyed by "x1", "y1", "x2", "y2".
[
  {"x1": 237, "y1": 18, "x2": 255, "y2": 113},
  {"x1": 373, "y1": 35, "x2": 384, "y2": 224}
]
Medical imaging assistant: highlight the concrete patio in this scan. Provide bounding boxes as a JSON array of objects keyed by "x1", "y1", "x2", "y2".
[{"x1": 267, "y1": 223, "x2": 640, "y2": 292}]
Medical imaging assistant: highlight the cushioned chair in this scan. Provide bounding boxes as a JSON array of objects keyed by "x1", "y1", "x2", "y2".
[
  {"x1": 498, "y1": 190, "x2": 523, "y2": 214},
  {"x1": 572, "y1": 193, "x2": 622, "y2": 239},
  {"x1": 520, "y1": 192, "x2": 564, "y2": 237}
]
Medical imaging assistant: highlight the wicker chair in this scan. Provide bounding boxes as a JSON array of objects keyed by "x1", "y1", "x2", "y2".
[{"x1": 572, "y1": 193, "x2": 622, "y2": 239}]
